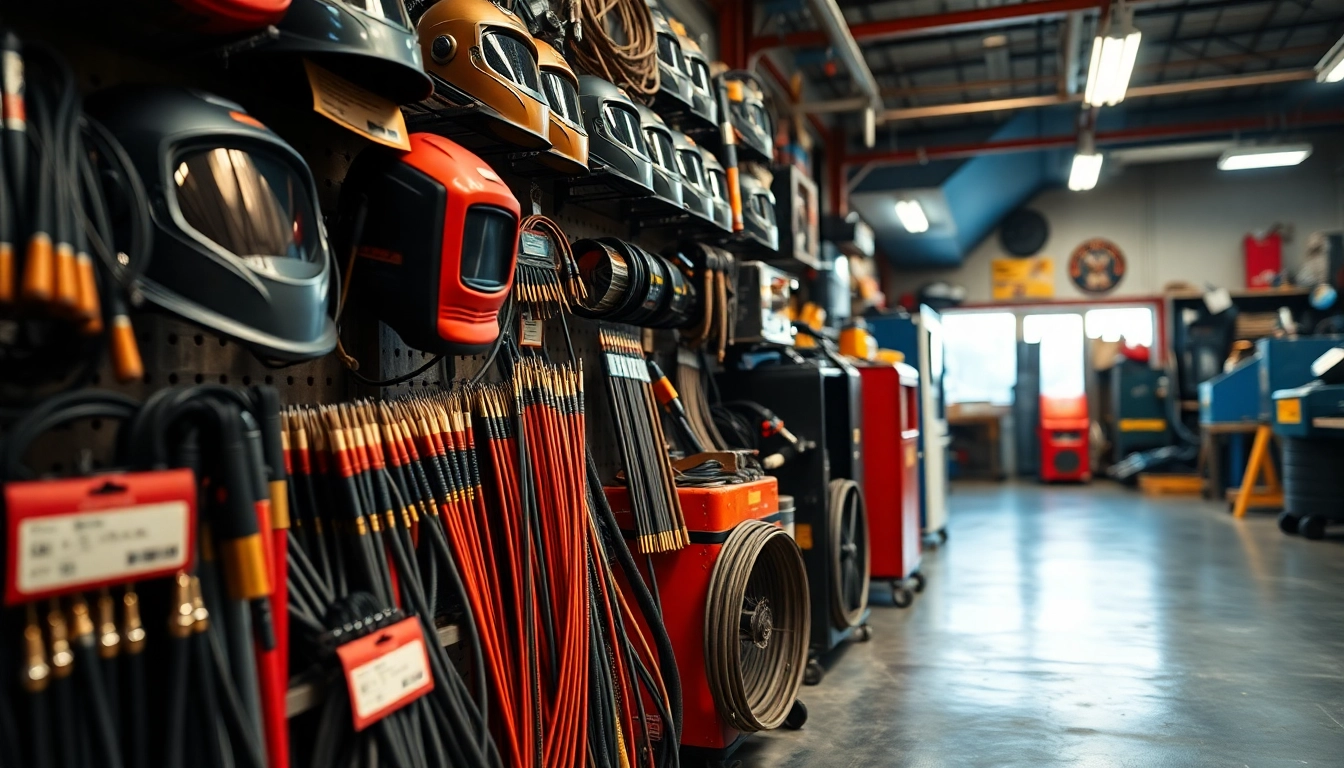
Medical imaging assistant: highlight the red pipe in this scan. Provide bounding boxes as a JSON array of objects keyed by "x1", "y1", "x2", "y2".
[
  {"x1": 718, "y1": 0, "x2": 748, "y2": 70},
  {"x1": 843, "y1": 110, "x2": 1344, "y2": 168},
  {"x1": 749, "y1": 0, "x2": 1103, "y2": 53}
]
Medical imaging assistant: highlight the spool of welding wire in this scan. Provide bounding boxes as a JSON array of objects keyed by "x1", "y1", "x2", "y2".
[
  {"x1": 574, "y1": 239, "x2": 630, "y2": 316},
  {"x1": 704, "y1": 519, "x2": 809, "y2": 732},
  {"x1": 573, "y1": 237, "x2": 695, "y2": 328}
]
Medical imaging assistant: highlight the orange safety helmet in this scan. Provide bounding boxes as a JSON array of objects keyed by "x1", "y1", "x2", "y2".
[
  {"x1": 414, "y1": 0, "x2": 551, "y2": 150},
  {"x1": 534, "y1": 39, "x2": 589, "y2": 175}
]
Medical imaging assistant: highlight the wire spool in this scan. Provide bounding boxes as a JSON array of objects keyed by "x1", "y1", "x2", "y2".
[
  {"x1": 704, "y1": 519, "x2": 809, "y2": 732},
  {"x1": 573, "y1": 238, "x2": 695, "y2": 328},
  {"x1": 828, "y1": 479, "x2": 870, "y2": 629},
  {"x1": 567, "y1": 0, "x2": 659, "y2": 98},
  {"x1": 1281, "y1": 437, "x2": 1344, "y2": 524}
]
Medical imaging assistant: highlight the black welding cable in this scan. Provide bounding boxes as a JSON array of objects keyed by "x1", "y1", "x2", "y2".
[{"x1": 67, "y1": 598, "x2": 122, "y2": 768}]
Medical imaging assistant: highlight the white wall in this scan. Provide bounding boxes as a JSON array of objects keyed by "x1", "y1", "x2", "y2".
[{"x1": 885, "y1": 145, "x2": 1344, "y2": 303}]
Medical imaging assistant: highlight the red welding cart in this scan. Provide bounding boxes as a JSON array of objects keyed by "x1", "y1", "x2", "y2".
[
  {"x1": 1039, "y1": 394, "x2": 1092, "y2": 482},
  {"x1": 607, "y1": 477, "x2": 810, "y2": 765},
  {"x1": 857, "y1": 361, "x2": 925, "y2": 607}
]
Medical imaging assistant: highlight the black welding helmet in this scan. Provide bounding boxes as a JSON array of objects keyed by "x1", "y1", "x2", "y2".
[
  {"x1": 700, "y1": 145, "x2": 734, "y2": 232},
  {"x1": 578, "y1": 75, "x2": 653, "y2": 192},
  {"x1": 250, "y1": 0, "x2": 432, "y2": 104},
  {"x1": 739, "y1": 174, "x2": 779, "y2": 251},
  {"x1": 87, "y1": 86, "x2": 336, "y2": 360},
  {"x1": 634, "y1": 103, "x2": 684, "y2": 210},
  {"x1": 718, "y1": 70, "x2": 774, "y2": 162},
  {"x1": 668, "y1": 129, "x2": 712, "y2": 224},
  {"x1": 649, "y1": 7, "x2": 692, "y2": 111},
  {"x1": 678, "y1": 33, "x2": 716, "y2": 124}
]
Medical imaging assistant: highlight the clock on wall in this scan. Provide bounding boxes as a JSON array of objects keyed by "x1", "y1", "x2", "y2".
[
  {"x1": 1068, "y1": 239, "x2": 1126, "y2": 294},
  {"x1": 999, "y1": 208, "x2": 1049, "y2": 257}
]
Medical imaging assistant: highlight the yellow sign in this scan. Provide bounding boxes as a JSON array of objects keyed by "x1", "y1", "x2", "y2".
[
  {"x1": 991, "y1": 256, "x2": 1055, "y2": 300},
  {"x1": 304, "y1": 59, "x2": 411, "y2": 151},
  {"x1": 794, "y1": 523, "x2": 813, "y2": 550},
  {"x1": 1276, "y1": 398, "x2": 1302, "y2": 425},
  {"x1": 1119, "y1": 418, "x2": 1167, "y2": 432}
]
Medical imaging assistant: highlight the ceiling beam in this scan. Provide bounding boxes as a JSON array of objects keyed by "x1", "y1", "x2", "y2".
[
  {"x1": 845, "y1": 109, "x2": 1344, "y2": 168},
  {"x1": 878, "y1": 68, "x2": 1316, "y2": 121}
]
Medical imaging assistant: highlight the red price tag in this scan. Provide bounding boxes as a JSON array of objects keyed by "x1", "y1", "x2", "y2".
[
  {"x1": 337, "y1": 617, "x2": 434, "y2": 731},
  {"x1": 4, "y1": 470, "x2": 197, "y2": 606}
]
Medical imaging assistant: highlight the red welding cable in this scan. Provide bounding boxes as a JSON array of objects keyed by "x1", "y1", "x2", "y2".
[{"x1": 248, "y1": 496, "x2": 288, "y2": 768}]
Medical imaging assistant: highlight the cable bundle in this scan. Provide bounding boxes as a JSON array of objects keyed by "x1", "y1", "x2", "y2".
[
  {"x1": 0, "y1": 32, "x2": 147, "y2": 397},
  {"x1": 599, "y1": 326, "x2": 687, "y2": 553},
  {"x1": 516, "y1": 215, "x2": 586, "y2": 319},
  {"x1": 675, "y1": 347, "x2": 730, "y2": 452},
  {"x1": 671, "y1": 243, "x2": 733, "y2": 362},
  {"x1": 567, "y1": 0, "x2": 659, "y2": 99},
  {"x1": 573, "y1": 238, "x2": 696, "y2": 329}
]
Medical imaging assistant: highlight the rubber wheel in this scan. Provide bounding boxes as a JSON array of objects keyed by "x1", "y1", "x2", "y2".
[
  {"x1": 854, "y1": 624, "x2": 873, "y2": 642},
  {"x1": 892, "y1": 586, "x2": 914, "y2": 609},
  {"x1": 1278, "y1": 512, "x2": 1301, "y2": 535},
  {"x1": 783, "y1": 700, "x2": 808, "y2": 730},
  {"x1": 911, "y1": 572, "x2": 927, "y2": 593},
  {"x1": 1299, "y1": 515, "x2": 1328, "y2": 540},
  {"x1": 803, "y1": 660, "x2": 824, "y2": 686}
]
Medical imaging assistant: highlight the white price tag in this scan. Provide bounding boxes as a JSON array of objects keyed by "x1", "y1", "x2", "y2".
[
  {"x1": 349, "y1": 637, "x2": 431, "y2": 721},
  {"x1": 16, "y1": 502, "x2": 190, "y2": 594}
]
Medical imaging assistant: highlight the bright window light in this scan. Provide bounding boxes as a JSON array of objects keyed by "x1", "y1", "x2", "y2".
[
  {"x1": 1317, "y1": 35, "x2": 1344, "y2": 82},
  {"x1": 1024, "y1": 313, "x2": 1085, "y2": 398},
  {"x1": 1069, "y1": 152, "x2": 1103, "y2": 191},
  {"x1": 1084, "y1": 5, "x2": 1141, "y2": 107},
  {"x1": 941, "y1": 312, "x2": 1018, "y2": 406},
  {"x1": 1217, "y1": 145, "x2": 1312, "y2": 171},
  {"x1": 895, "y1": 199, "x2": 929, "y2": 233},
  {"x1": 1085, "y1": 307, "x2": 1154, "y2": 347}
]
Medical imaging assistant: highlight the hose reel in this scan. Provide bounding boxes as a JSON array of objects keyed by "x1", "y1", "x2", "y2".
[
  {"x1": 704, "y1": 519, "x2": 809, "y2": 732},
  {"x1": 828, "y1": 479, "x2": 871, "y2": 629}
]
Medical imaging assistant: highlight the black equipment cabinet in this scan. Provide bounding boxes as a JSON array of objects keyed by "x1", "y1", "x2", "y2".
[{"x1": 717, "y1": 359, "x2": 867, "y2": 675}]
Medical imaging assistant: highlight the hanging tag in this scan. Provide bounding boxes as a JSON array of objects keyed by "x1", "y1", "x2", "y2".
[
  {"x1": 4, "y1": 470, "x2": 197, "y2": 606},
  {"x1": 303, "y1": 59, "x2": 411, "y2": 151},
  {"x1": 337, "y1": 617, "x2": 434, "y2": 731},
  {"x1": 518, "y1": 229, "x2": 553, "y2": 268},
  {"x1": 519, "y1": 307, "x2": 543, "y2": 348},
  {"x1": 530, "y1": 183, "x2": 543, "y2": 217}
]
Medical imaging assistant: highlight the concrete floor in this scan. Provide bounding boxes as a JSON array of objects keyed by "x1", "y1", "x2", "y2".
[{"x1": 733, "y1": 481, "x2": 1344, "y2": 768}]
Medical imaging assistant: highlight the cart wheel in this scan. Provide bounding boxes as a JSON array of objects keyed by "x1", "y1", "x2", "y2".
[
  {"x1": 803, "y1": 659, "x2": 824, "y2": 686},
  {"x1": 783, "y1": 700, "x2": 808, "y2": 730},
  {"x1": 938, "y1": 528, "x2": 949, "y2": 544},
  {"x1": 911, "y1": 572, "x2": 927, "y2": 593},
  {"x1": 1299, "y1": 515, "x2": 1328, "y2": 541},
  {"x1": 892, "y1": 586, "x2": 914, "y2": 609},
  {"x1": 1277, "y1": 512, "x2": 1301, "y2": 535},
  {"x1": 853, "y1": 624, "x2": 873, "y2": 643}
]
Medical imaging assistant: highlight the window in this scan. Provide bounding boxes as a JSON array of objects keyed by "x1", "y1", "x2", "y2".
[
  {"x1": 1024, "y1": 313, "x2": 1085, "y2": 398},
  {"x1": 941, "y1": 312, "x2": 1017, "y2": 406},
  {"x1": 1085, "y1": 307, "x2": 1154, "y2": 347}
]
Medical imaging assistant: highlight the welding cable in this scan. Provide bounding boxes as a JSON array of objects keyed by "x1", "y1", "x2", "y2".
[
  {"x1": 162, "y1": 574, "x2": 195, "y2": 768},
  {"x1": 65, "y1": 595, "x2": 123, "y2": 768},
  {"x1": 520, "y1": 214, "x2": 586, "y2": 309},
  {"x1": 93, "y1": 589, "x2": 120, "y2": 741},
  {"x1": 1, "y1": 31, "x2": 25, "y2": 226},
  {"x1": 20, "y1": 603, "x2": 53, "y2": 768},
  {"x1": 120, "y1": 588, "x2": 147, "y2": 768},
  {"x1": 17, "y1": 55, "x2": 53, "y2": 306},
  {"x1": 567, "y1": 0, "x2": 658, "y2": 98},
  {"x1": 0, "y1": 94, "x2": 13, "y2": 306},
  {"x1": 647, "y1": 360, "x2": 703, "y2": 454}
]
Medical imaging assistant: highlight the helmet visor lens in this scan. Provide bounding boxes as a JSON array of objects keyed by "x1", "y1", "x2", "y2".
[
  {"x1": 483, "y1": 31, "x2": 542, "y2": 95},
  {"x1": 339, "y1": 0, "x2": 411, "y2": 28},
  {"x1": 656, "y1": 33, "x2": 686, "y2": 73},
  {"x1": 461, "y1": 205, "x2": 516, "y2": 292},
  {"x1": 749, "y1": 102, "x2": 772, "y2": 136},
  {"x1": 753, "y1": 193, "x2": 775, "y2": 223},
  {"x1": 603, "y1": 103, "x2": 648, "y2": 157},
  {"x1": 690, "y1": 58, "x2": 711, "y2": 91},
  {"x1": 542, "y1": 71, "x2": 581, "y2": 125},
  {"x1": 675, "y1": 149, "x2": 704, "y2": 187},
  {"x1": 708, "y1": 167, "x2": 727, "y2": 201},
  {"x1": 645, "y1": 129, "x2": 677, "y2": 172},
  {"x1": 173, "y1": 147, "x2": 319, "y2": 267}
]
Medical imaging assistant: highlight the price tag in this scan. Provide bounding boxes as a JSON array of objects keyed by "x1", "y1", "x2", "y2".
[
  {"x1": 337, "y1": 617, "x2": 434, "y2": 731},
  {"x1": 519, "y1": 308, "x2": 543, "y2": 348},
  {"x1": 4, "y1": 470, "x2": 196, "y2": 606},
  {"x1": 303, "y1": 59, "x2": 410, "y2": 151}
]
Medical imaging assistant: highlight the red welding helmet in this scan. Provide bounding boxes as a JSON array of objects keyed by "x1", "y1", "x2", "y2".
[
  {"x1": 167, "y1": 0, "x2": 291, "y2": 33},
  {"x1": 339, "y1": 133, "x2": 520, "y2": 354}
]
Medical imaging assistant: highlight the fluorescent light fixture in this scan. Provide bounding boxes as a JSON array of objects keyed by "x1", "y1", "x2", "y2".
[
  {"x1": 1069, "y1": 152, "x2": 1103, "y2": 191},
  {"x1": 1217, "y1": 144, "x2": 1312, "y2": 171},
  {"x1": 1084, "y1": 3, "x2": 1141, "y2": 107},
  {"x1": 894, "y1": 199, "x2": 929, "y2": 233},
  {"x1": 1316, "y1": 35, "x2": 1344, "y2": 83}
]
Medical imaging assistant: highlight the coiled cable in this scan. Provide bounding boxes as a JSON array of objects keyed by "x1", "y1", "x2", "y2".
[
  {"x1": 827, "y1": 479, "x2": 870, "y2": 629},
  {"x1": 567, "y1": 0, "x2": 659, "y2": 98}
]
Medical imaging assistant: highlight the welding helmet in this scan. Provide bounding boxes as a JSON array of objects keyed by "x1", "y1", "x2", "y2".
[
  {"x1": 578, "y1": 75, "x2": 654, "y2": 193},
  {"x1": 649, "y1": 8, "x2": 693, "y2": 112},
  {"x1": 718, "y1": 70, "x2": 774, "y2": 162},
  {"x1": 634, "y1": 104, "x2": 684, "y2": 210},
  {"x1": 253, "y1": 0, "x2": 431, "y2": 104},
  {"x1": 739, "y1": 175, "x2": 779, "y2": 251},
  {"x1": 339, "y1": 133, "x2": 519, "y2": 354},
  {"x1": 535, "y1": 40, "x2": 589, "y2": 175},
  {"x1": 678, "y1": 34, "x2": 717, "y2": 125},
  {"x1": 699, "y1": 146, "x2": 734, "y2": 232},
  {"x1": 166, "y1": 0, "x2": 290, "y2": 33},
  {"x1": 416, "y1": 0, "x2": 551, "y2": 149},
  {"x1": 87, "y1": 86, "x2": 335, "y2": 360},
  {"x1": 668, "y1": 129, "x2": 712, "y2": 224}
]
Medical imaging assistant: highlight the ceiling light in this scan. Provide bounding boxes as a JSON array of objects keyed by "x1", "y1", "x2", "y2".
[
  {"x1": 1084, "y1": 3, "x2": 1141, "y2": 107},
  {"x1": 1069, "y1": 152, "x2": 1103, "y2": 191},
  {"x1": 1217, "y1": 144, "x2": 1312, "y2": 171},
  {"x1": 895, "y1": 199, "x2": 929, "y2": 233},
  {"x1": 1316, "y1": 35, "x2": 1344, "y2": 83}
]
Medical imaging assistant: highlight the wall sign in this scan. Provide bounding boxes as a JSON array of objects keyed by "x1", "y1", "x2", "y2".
[
  {"x1": 1068, "y1": 239, "x2": 1126, "y2": 294},
  {"x1": 991, "y1": 256, "x2": 1054, "y2": 300}
]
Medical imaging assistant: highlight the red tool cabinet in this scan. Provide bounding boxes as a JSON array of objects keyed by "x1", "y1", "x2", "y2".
[
  {"x1": 1039, "y1": 394, "x2": 1092, "y2": 483},
  {"x1": 857, "y1": 362, "x2": 923, "y2": 602}
]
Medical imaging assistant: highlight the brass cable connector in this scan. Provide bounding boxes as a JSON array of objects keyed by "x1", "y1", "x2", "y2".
[
  {"x1": 22, "y1": 605, "x2": 51, "y2": 693},
  {"x1": 46, "y1": 600, "x2": 74, "y2": 679},
  {"x1": 96, "y1": 589, "x2": 121, "y2": 660},
  {"x1": 189, "y1": 576, "x2": 210, "y2": 634},
  {"x1": 122, "y1": 588, "x2": 146, "y2": 656},
  {"x1": 168, "y1": 573, "x2": 195, "y2": 640}
]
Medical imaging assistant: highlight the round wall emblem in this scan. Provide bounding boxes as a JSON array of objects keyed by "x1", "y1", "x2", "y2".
[{"x1": 1068, "y1": 239, "x2": 1125, "y2": 294}]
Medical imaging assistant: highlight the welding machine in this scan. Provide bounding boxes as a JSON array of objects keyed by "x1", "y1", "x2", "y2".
[
  {"x1": 718, "y1": 356, "x2": 871, "y2": 686},
  {"x1": 856, "y1": 360, "x2": 924, "y2": 607},
  {"x1": 1040, "y1": 394, "x2": 1091, "y2": 482},
  {"x1": 607, "y1": 479, "x2": 810, "y2": 764},
  {"x1": 1271, "y1": 346, "x2": 1344, "y2": 539}
]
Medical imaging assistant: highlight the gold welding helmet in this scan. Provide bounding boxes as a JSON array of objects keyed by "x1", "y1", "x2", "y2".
[
  {"x1": 416, "y1": 0, "x2": 551, "y2": 149},
  {"x1": 534, "y1": 39, "x2": 589, "y2": 175}
]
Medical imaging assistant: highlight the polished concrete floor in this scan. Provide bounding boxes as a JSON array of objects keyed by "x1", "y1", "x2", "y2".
[{"x1": 734, "y1": 481, "x2": 1344, "y2": 767}]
